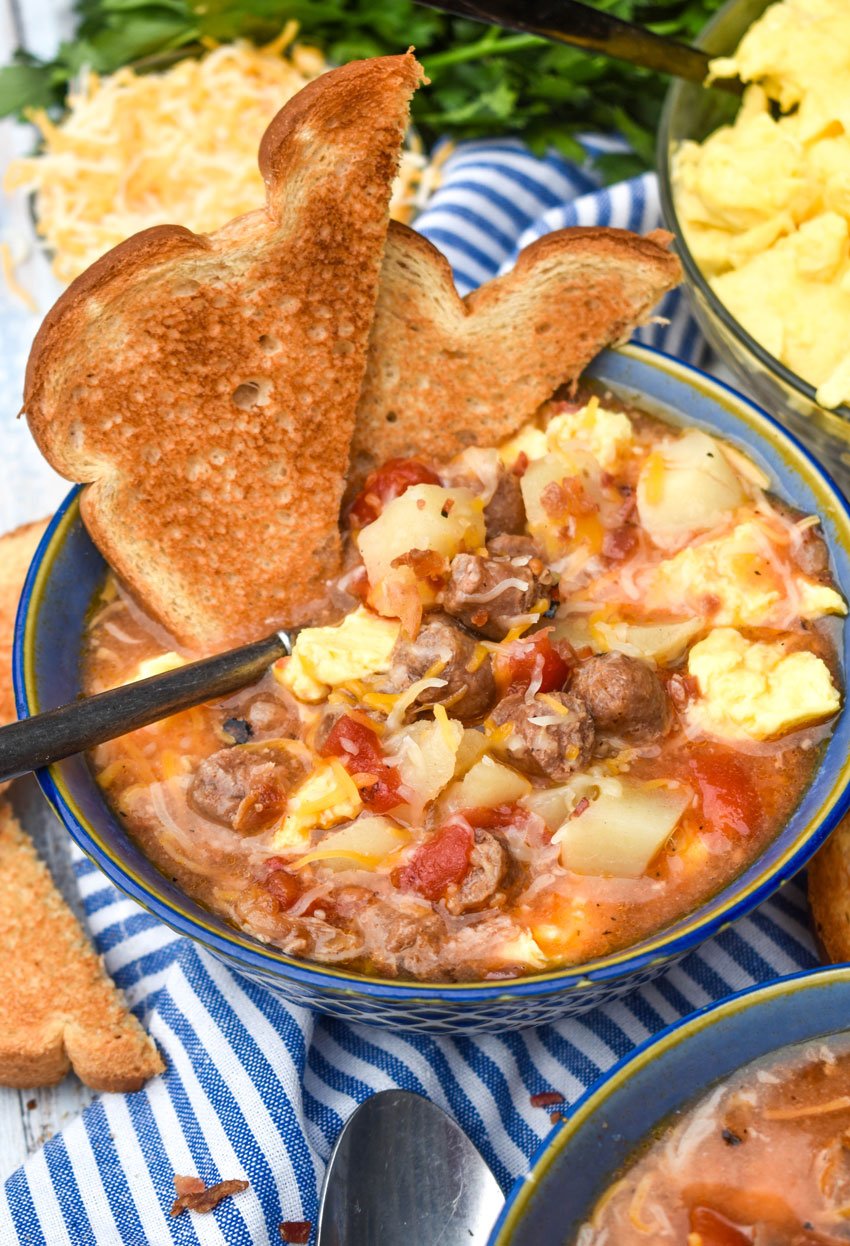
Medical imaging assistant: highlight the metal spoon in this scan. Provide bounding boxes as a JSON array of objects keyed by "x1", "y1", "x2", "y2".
[
  {"x1": 317, "y1": 1089, "x2": 504, "y2": 1246},
  {"x1": 0, "y1": 629, "x2": 293, "y2": 785},
  {"x1": 418, "y1": 0, "x2": 744, "y2": 94}
]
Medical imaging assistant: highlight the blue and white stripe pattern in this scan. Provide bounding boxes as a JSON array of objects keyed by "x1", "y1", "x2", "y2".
[{"x1": 0, "y1": 140, "x2": 813, "y2": 1244}]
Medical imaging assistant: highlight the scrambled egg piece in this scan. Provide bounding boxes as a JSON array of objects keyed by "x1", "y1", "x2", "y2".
[
  {"x1": 687, "y1": 627, "x2": 841, "y2": 740},
  {"x1": 645, "y1": 520, "x2": 846, "y2": 627},
  {"x1": 127, "y1": 652, "x2": 186, "y2": 682},
  {"x1": 672, "y1": 0, "x2": 850, "y2": 407},
  {"x1": 498, "y1": 422, "x2": 548, "y2": 468},
  {"x1": 272, "y1": 758, "x2": 362, "y2": 849},
  {"x1": 276, "y1": 606, "x2": 400, "y2": 703},
  {"x1": 546, "y1": 397, "x2": 633, "y2": 470},
  {"x1": 498, "y1": 398, "x2": 632, "y2": 472}
]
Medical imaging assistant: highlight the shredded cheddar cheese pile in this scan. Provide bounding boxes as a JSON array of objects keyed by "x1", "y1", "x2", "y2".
[{"x1": 6, "y1": 26, "x2": 440, "y2": 285}]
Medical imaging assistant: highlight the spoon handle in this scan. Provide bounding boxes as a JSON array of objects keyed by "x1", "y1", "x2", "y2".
[
  {"x1": 0, "y1": 631, "x2": 291, "y2": 785},
  {"x1": 421, "y1": 0, "x2": 742, "y2": 92}
]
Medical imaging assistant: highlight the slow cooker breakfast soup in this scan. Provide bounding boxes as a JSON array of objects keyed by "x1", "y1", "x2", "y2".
[{"x1": 82, "y1": 384, "x2": 846, "y2": 982}]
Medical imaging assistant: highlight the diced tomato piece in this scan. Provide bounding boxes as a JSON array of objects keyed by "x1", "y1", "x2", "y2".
[
  {"x1": 347, "y1": 458, "x2": 441, "y2": 528},
  {"x1": 320, "y1": 714, "x2": 403, "y2": 813},
  {"x1": 689, "y1": 1206, "x2": 753, "y2": 1246},
  {"x1": 463, "y1": 804, "x2": 524, "y2": 831},
  {"x1": 263, "y1": 859, "x2": 301, "y2": 909},
  {"x1": 493, "y1": 630, "x2": 571, "y2": 696},
  {"x1": 397, "y1": 820, "x2": 474, "y2": 901},
  {"x1": 690, "y1": 751, "x2": 764, "y2": 838}
]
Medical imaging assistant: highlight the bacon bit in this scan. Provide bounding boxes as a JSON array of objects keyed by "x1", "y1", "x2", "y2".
[
  {"x1": 370, "y1": 566, "x2": 423, "y2": 638},
  {"x1": 279, "y1": 1222, "x2": 312, "y2": 1244},
  {"x1": 602, "y1": 525, "x2": 638, "y2": 561},
  {"x1": 470, "y1": 608, "x2": 490, "y2": 629},
  {"x1": 441, "y1": 497, "x2": 455, "y2": 516},
  {"x1": 572, "y1": 797, "x2": 590, "y2": 819},
  {"x1": 265, "y1": 865, "x2": 301, "y2": 909},
  {"x1": 550, "y1": 1111, "x2": 565, "y2": 1124},
  {"x1": 511, "y1": 451, "x2": 529, "y2": 477},
  {"x1": 391, "y1": 547, "x2": 449, "y2": 584},
  {"x1": 170, "y1": 1176, "x2": 249, "y2": 1216},
  {"x1": 416, "y1": 497, "x2": 426, "y2": 510},
  {"x1": 530, "y1": 1090, "x2": 565, "y2": 1108},
  {"x1": 540, "y1": 477, "x2": 596, "y2": 522},
  {"x1": 173, "y1": 1176, "x2": 206, "y2": 1197}
]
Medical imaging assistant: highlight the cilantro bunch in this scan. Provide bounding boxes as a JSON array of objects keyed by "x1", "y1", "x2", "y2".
[{"x1": 0, "y1": 0, "x2": 724, "y2": 180}]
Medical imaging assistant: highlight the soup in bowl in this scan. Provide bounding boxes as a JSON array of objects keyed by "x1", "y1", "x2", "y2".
[
  {"x1": 15, "y1": 345, "x2": 850, "y2": 1031},
  {"x1": 490, "y1": 964, "x2": 850, "y2": 1244}
]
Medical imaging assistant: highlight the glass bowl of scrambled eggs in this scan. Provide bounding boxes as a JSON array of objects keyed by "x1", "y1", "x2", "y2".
[{"x1": 658, "y1": 0, "x2": 850, "y2": 491}]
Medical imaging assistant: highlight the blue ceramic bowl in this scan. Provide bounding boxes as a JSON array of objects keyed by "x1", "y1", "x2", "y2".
[
  {"x1": 489, "y1": 963, "x2": 850, "y2": 1243},
  {"x1": 14, "y1": 344, "x2": 850, "y2": 1032}
]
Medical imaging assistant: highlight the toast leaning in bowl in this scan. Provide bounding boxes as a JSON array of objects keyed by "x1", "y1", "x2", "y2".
[{"x1": 23, "y1": 53, "x2": 681, "y2": 651}]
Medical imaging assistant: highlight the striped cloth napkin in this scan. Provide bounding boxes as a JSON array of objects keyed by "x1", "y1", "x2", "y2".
[{"x1": 0, "y1": 138, "x2": 818, "y2": 1246}]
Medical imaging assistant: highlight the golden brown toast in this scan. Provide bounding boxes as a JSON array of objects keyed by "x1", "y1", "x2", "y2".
[
  {"x1": 0, "y1": 517, "x2": 49, "y2": 733},
  {"x1": 809, "y1": 813, "x2": 850, "y2": 961},
  {"x1": 24, "y1": 54, "x2": 423, "y2": 650},
  {"x1": 349, "y1": 222, "x2": 682, "y2": 480},
  {"x1": 0, "y1": 801, "x2": 164, "y2": 1090}
]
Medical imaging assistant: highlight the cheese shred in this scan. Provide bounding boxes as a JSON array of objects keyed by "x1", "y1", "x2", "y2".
[{"x1": 7, "y1": 28, "x2": 440, "y2": 284}]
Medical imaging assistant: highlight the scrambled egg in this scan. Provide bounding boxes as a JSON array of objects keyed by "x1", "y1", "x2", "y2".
[
  {"x1": 499, "y1": 398, "x2": 632, "y2": 471},
  {"x1": 272, "y1": 758, "x2": 363, "y2": 848},
  {"x1": 276, "y1": 606, "x2": 400, "y2": 702},
  {"x1": 645, "y1": 520, "x2": 846, "y2": 627},
  {"x1": 127, "y1": 652, "x2": 186, "y2": 682},
  {"x1": 673, "y1": 0, "x2": 850, "y2": 407},
  {"x1": 546, "y1": 397, "x2": 633, "y2": 469},
  {"x1": 687, "y1": 627, "x2": 841, "y2": 740}
]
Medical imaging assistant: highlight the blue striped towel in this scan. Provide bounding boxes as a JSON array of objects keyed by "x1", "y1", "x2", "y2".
[{"x1": 0, "y1": 138, "x2": 817, "y2": 1246}]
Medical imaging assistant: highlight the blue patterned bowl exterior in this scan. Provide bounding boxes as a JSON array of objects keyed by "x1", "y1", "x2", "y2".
[
  {"x1": 14, "y1": 344, "x2": 850, "y2": 1032},
  {"x1": 490, "y1": 964, "x2": 850, "y2": 1243},
  {"x1": 657, "y1": 0, "x2": 850, "y2": 494}
]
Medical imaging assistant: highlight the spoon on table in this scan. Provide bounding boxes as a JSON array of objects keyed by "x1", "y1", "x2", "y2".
[
  {"x1": 317, "y1": 1089, "x2": 504, "y2": 1245},
  {"x1": 0, "y1": 629, "x2": 294, "y2": 785},
  {"x1": 418, "y1": 0, "x2": 744, "y2": 94}
]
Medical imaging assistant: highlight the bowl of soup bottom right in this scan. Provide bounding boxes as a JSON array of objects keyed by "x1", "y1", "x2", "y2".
[{"x1": 490, "y1": 963, "x2": 850, "y2": 1244}]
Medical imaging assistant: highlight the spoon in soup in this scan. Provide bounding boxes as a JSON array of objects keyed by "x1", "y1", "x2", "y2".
[{"x1": 0, "y1": 629, "x2": 295, "y2": 785}]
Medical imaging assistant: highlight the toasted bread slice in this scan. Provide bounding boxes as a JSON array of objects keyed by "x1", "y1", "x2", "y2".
[
  {"x1": 24, "y1": 54, "x2": 423, "y2": 650},
  {"x1": 0, "y1": 517, "x2": 49, "y2": 732},
  {"x1": 349, "y1": 223, "x2": 681, "y2": 480},
  {"x1": 809, "y1": 813, "x2": 850, "y2": 961},
  {"x1": 0, "y1": 801, "x2": 164, "y2": 1090}
]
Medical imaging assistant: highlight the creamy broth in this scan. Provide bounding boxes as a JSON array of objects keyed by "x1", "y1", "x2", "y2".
[
  {"x1": 579, "y1": 1034, "x2": 850, "y2": 1245},
  {"x1": 81, "y1": 386, "x2": 845, "y2": 982}
]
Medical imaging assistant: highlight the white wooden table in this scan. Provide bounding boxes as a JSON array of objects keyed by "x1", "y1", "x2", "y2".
[{"x1": 0, "y1": 0, "x2": 96, "y2": 1183}]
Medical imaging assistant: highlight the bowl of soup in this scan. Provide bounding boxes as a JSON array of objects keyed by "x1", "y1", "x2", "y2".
[
  {"x1": 490, "y1": 962, "x2": 850, "y2": 1243},
  {"x1": 658, "y1": 0, "x2": 850, "y2": 493},
  {"x1": 14, "y1": 343, "x2": 850, "y2": 1031}
]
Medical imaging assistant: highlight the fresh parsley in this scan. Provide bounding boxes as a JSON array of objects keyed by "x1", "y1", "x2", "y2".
[{"x1": 0, "y1": 0, "x2": 725, "y2": 179}]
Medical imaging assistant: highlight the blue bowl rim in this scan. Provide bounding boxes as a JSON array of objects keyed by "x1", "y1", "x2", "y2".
[
  {"x1": 13, "y1": 341, "x2": 850, "y2": 1003},
  {"x1": 488, "y1": 961, "x2": 850, "y2": 1243}
]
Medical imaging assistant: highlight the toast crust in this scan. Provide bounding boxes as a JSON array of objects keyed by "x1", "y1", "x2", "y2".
[
  {"x1": 24, "y1": 54, "x2": 423, "y2": 650},
  {"x1": 809, "y1": 812, "x2": 850, "y2": 961},
  {"x1": 350, "y1": 222, "x2": 681, "y2": 480},
  {"x1": 0, "y1": 802, "x2": 164, "y2": 1090}
]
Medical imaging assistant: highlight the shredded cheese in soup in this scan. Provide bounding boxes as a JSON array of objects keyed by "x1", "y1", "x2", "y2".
[{"x1": 82, "y1": 386, "x2": 844, "y2": 982}]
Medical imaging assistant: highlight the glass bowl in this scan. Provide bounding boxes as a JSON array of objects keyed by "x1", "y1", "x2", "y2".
[{"x1": 657, "y1": 0, "x2": 850, "y2": 495}]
